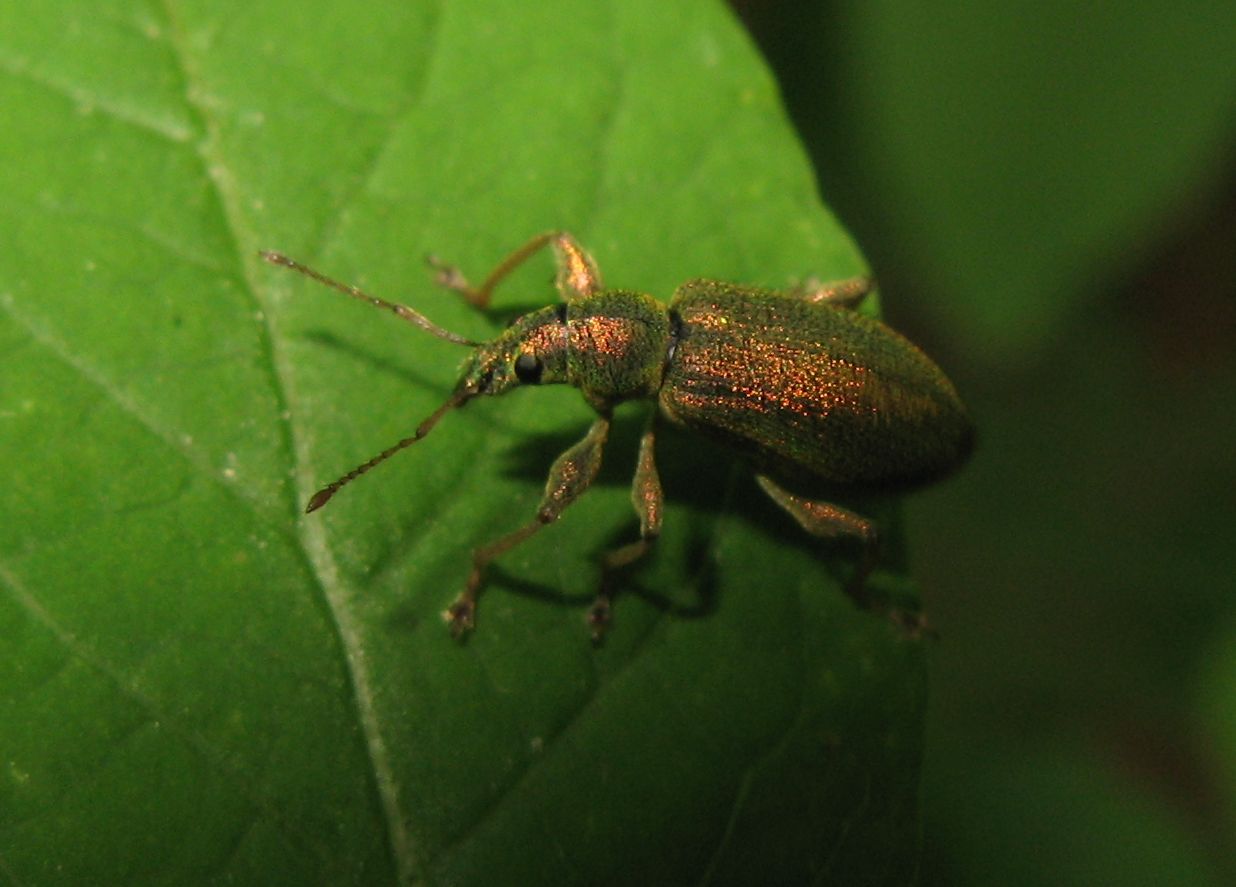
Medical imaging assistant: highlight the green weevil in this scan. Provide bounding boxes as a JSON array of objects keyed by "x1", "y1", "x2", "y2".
[{"x1": 261, "y1": 231, "x2": 972, "y2": 638}]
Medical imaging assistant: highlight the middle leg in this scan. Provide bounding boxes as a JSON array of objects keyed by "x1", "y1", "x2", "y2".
[{"x1": 589, "y1": 414, "x2": 664, "y2": 639}]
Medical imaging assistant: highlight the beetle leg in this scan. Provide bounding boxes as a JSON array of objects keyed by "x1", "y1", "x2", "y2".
[
  {"x1": 754, "y1": 473, "x2": 880, "y2": 605},
  {"x1": 790, "y1": 275, "x2": 874, "y2": 309},
  {"x1": 589, "y1": 414, "x2": 663, "y2": 639},
  {"x1": 549, "y1": 233, "x2": 603, "y2": 302},
  {"x1": 426, "y1": 230, "x2": 601, "y2": 309},
  {"x1": 445, "y1": 413, "x2": 612, "y2": 636}
]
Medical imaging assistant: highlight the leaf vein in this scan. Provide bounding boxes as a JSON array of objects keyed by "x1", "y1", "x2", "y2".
[
  {"x1": 0, "y1": 294, "x2": 270, "y2": 522},
  {"x1": 154, "y1": 1, "x2": 420, "y2": 882},
  {"x1": 0, "y1": 558, "x2": 329, "y2": 866},
  {"x1": 0, "y1": 52, "x2": 194, "y2": 144}
]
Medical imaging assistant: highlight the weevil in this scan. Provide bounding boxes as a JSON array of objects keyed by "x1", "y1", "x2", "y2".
[{"x1": 261, "y1": 232, "x2": 972, "y2": 638}]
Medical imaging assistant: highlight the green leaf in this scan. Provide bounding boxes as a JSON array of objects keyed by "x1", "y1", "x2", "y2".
[{"x1": 0, "y1": 2, "x2": 924, "y2": 884}]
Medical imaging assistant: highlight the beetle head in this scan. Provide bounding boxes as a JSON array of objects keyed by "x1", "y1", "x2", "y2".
[{"x1": 453, "y1": 304, "x2": 570, "y2": 398}]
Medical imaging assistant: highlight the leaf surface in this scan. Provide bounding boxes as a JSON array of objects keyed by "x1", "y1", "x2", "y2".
[{"x1": 0, "y1": 2, "x2": 924, "y2": 884}]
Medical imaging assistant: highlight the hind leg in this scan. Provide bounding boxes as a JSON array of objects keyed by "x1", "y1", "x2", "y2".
[
  {"x1": 755, "y1": 475, "x2": 877, "y2": 600},
  {"x1": 755, "y1": 475, "x2": 927, "y2": 636}
]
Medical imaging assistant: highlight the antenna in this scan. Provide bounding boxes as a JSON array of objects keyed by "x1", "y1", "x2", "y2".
[
  {"x1": 260, "y1": 249, "x2": 483, "y2": 510},
  {"x1": 260, "y1": 251, "x2": 480, "y2": 346},
  {"x1": 304, "y1": 389, "x2": 471, "y2": 512}
]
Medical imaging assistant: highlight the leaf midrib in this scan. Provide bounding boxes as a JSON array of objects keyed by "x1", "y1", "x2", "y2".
[{"x1": 156, "y1": 0, "x2": 423, "y2": 882}]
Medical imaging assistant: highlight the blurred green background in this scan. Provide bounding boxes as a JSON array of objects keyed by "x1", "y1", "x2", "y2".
[{"x1": 737, "y1": 1, "x2": 1236, "y2": 884}]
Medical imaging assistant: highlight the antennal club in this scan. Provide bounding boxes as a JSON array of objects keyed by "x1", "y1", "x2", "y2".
[{"x1": 260, "y1": 250, "x2": 480, "y2": 346}]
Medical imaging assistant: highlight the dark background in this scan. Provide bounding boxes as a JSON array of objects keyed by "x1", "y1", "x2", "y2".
[{"x1": 735, "y1": 2, "x2": 1236, "y2": 883}]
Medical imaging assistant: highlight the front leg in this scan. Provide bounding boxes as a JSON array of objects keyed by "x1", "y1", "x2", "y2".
[
  {"x1": 426, "y1": 230, "x2": 602, "y2": 309},
  {"x1": 445, "y1": 412, "x2": 612, "y2": 636}
]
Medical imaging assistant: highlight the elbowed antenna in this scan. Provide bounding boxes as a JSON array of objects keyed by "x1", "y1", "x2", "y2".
[
  {"x1": 259, "y1": 249, "x2": 483, "y2": 510},
  {"x1": 305, "y1": 388, "x2": 473, "y2": 512},
  {"x1": 260, "y1": 250, "x2": 480, "y2": 346}
]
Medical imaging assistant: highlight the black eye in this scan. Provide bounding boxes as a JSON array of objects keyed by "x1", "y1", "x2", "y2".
[{"x1": 513, "y1": 352, "x2": 544, "y2": 384}]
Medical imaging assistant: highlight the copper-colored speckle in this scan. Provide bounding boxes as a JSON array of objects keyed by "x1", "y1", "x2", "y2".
[{"x1": 570, "y1": 315, "x2": 637, "y2": 360}]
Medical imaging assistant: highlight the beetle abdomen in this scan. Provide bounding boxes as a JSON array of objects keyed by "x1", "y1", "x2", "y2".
[{"x1": 659, "y1": 281, "x2": 973, "y2": 492}]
